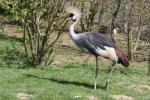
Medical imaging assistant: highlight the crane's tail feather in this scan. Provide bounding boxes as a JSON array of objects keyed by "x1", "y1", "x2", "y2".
[{"x1": 115, "y1": 48, "x2": 129, "y2": 67}]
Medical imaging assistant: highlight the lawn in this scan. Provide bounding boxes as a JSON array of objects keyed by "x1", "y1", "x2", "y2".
[
  {"x1": 0, "y1": 62, "x2": 149, "y2": 100},
  {"x1": 0, "y1": 32, "x2": 150, "y2": 100}
]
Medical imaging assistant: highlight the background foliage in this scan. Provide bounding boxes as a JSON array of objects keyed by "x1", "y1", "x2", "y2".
[{"x1": 0, "y1": 0, "x2": 149, "y2": 66}]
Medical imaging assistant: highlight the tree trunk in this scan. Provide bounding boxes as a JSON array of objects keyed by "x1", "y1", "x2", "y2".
[
  {"x1": 80, "y1": 0, "x2": 85, "y2": 31},
  {"x1": 125, "y1": 0, "x2": 133, "y2": 61},
  {"x1": 148, "y1": 50, "x2": 150, "y2": 76},
  {"x1": 111, "y1": 0, "x2": 121, "y2": 43},
  {"x1": 98, "y1": 0, "x2": 105, "y2": 27}
]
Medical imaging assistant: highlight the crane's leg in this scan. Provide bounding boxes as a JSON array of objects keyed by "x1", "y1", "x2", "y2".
[
  {"x1": 105, "y1": 61, "x2": 116, "y2": 90},
  {"x1": 94, "y1": 56, "x2": 99, "y2": 90}
]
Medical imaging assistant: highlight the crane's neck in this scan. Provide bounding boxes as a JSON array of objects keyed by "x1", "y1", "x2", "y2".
[{"x1": 69, "y1": 20, "x2": 79, "y2": 40}]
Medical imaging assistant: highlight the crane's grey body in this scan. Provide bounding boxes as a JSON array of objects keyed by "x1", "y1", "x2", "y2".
[
  {"x1": 75, "y1": 32, "x2": 117, "y2": 54},
  {"x1": 70, "y1": 24, "x2": 118, "y2": 62},
  {"x1": 69, "y1": 19, "x2": 118, "y2": 89},
  {"x1": 66, "y1": 7, "x2": 128, "y2": 90}
]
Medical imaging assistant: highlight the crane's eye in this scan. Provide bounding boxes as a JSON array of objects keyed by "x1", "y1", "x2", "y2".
[{"x1": 69, "y1": 13, "x2": 74, "y2": 17}]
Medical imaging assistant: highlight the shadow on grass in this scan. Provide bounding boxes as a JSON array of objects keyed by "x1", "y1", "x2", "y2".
[
  {"x1": 0, "y1": 32, "x2": 30, "y2": 68},
  {"x1": 24, "y1": 74, "x2": 106, "y2": 89},
  {"x1": 0, "y1": 49, "x2": 29, "y2": 68}
]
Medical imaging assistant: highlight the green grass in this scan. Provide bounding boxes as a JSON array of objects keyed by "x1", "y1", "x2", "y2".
[
  {"x1": 0, "y1": 32, "x2": 150, "y2": 100},
  {"x1": 0, "y1": 63, "x2": 149, "y2": 100},
  {"x1": 0, "y1": 32, "x2": 28, "y2": 68}
]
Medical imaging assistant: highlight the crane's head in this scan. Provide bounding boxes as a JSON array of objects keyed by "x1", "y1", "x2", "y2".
[{"x1": 66, "y1": 7, "x2": 81, "y2": 23}]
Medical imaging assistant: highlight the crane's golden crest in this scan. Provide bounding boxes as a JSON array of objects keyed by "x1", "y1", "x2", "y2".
[{"x1": 66, "y1": 6, "x2": 81, "y2": 18}]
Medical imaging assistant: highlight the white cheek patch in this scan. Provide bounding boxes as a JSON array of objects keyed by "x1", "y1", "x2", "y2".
[{"x1": 72, "y1": 16, "x2": 77, "y2": 20}]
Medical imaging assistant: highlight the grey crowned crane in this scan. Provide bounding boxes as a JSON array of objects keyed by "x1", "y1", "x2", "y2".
[{"x1": 66, "y1": 7, "x2": 129, "y2": 90}]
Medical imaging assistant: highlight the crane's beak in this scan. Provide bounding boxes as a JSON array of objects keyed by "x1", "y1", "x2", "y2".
[{"x1": 67, "y1": 17, "x2": 78, "y2": 22}]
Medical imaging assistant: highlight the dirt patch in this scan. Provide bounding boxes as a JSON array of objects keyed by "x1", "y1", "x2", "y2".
[
  {"x1": 129, "y1": 85, "x2": 150, "y2": 92},
  {"x1": 115, "y1": 33, "x2": 150, "y2": 62},
  {"x1": 0, "y1": 24, "x2": 22, "y2": 37},
  {"x1": 16, "y1": 93, "x2": 33, "y2": 100},
  {"x1": 112, "y1": 95, "x2": 134, "y2": 100},
  {"x1": 88, "y1": 96, "x2": 98, "y2": 100}
]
